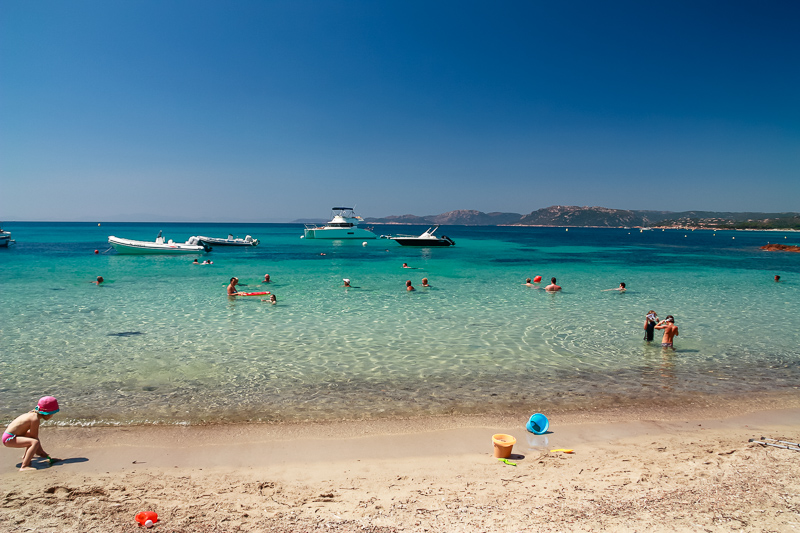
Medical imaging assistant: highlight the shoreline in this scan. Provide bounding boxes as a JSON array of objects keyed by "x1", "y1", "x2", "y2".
[{"x1": 2, "y1": 393, "x2": 800, "y2": 531}]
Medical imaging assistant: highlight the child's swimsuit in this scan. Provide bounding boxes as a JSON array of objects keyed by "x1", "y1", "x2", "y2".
[
  {"x1": 661, "y1": 342, "x2": 673, "y2": 348},
  {"x1": 2, "y1": 432, "x2": 16, "y2": 444}
]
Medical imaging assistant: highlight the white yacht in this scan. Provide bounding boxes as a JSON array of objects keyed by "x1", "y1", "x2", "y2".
[
  {"x1": 303, "y1": 207, "x2": 377, "y2": 239},
  {"x1": 0, "y1": 224, "x2": 13, "y2": 247}
]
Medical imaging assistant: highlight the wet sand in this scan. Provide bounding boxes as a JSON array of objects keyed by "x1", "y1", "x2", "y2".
[{"x1": 2, "y1": 393, "x2": 800, "y2": 532}]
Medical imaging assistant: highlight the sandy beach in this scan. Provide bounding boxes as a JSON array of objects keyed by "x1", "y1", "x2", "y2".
[{"x1": 1, "y1": 393, "x2": 799, "y2": 532}]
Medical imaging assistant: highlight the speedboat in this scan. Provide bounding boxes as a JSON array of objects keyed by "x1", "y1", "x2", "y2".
[
  {"x1": 196, "y1": 234, "x2": 259, "y2": 246},
  {"x1": 381, "y1": 226, "x2": 455, "y2": 247},
  {"x1": 108, "y1": 231, "x2": 211, "y2": 254},
  {"x1": 303, "y1": 207, "x2": 377, "y2": 239},
  {"x1": 0, "y1": 225, "x2": 13, "y2": 247}
]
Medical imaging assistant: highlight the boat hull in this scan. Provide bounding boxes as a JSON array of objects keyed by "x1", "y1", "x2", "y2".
[
  {"x1": 388, "y1": 238, "x2": 454, "y2": 246},
  {"x1": 108, "y1": 236, "x2": 209, "y2": 254},
  {"x1": 196, "y1": 236, "x2": 259, "y2": 246},
  {"x1": 303, "y1": 228, "x2": 377, "y2": 239}
]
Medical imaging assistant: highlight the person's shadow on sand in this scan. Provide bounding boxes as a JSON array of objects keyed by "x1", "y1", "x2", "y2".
[{"x1": 16, "y1": 457, "x2": 89, "y2": 470}]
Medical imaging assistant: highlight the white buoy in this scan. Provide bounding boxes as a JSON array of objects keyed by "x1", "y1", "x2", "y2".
[{"x1": 362, "y1": 241, "x2": 367, "y2": 246}]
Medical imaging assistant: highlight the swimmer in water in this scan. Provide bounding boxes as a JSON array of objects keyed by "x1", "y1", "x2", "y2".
[
  {"x1": 603, "y1": 282, "x2": 626, "y2": 292},
  {"x1": 94, "y1": 276, "x2": 104, "y2": 285},
  {"x1": 227, "y1": 277, "x2": 239, "y2": 296},
  {"x1": 544, "y1": 277, "x2": 561, "y2": 292},
  {"x1": 421, "y1": 278, "x2": 430, "y2": 287},
  {"x1": 263, "y1": 274, "x2": 270, "y2": 283},
  {"x1": 406, "y1": 280, "x2": 415, "y2": 291},
  {"x1": 343, "y1": 278, "x2": 351, "y2": 287}
]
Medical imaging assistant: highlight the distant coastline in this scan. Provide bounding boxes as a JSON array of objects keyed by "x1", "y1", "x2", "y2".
[{"x1": 363, "y1": 205, "x2": 800, "y2": 230}]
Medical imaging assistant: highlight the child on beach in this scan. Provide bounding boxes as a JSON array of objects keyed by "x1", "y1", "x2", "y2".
[{"x1": 3, "y1": 396, "x2": 61, "y2": 472}]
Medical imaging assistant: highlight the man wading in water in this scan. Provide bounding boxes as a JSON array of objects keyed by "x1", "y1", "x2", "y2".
[{"x1": 655, "y1": 315, "x2": 678, "y2": 349}]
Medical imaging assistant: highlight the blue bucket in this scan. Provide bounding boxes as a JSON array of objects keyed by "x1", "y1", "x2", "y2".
[{"x1": 526, "y1": 413, "x2": 549, "y2": 434}]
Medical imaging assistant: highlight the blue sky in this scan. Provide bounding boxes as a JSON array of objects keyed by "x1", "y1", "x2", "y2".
[{"x1": 2, "y1": 0, "x2": 798, "y2": 221}]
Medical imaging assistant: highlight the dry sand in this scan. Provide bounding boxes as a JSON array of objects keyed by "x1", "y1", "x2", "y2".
[{"x1": 2, "y1": 394, "x2": 800, "y2": 532}]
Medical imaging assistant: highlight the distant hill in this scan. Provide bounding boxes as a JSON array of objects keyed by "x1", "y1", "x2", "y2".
[
  {"x1": 365, "y1": 210, "x2": 522, "y2": 225},
  {"x1": 365, "y1": 206, "x2": 800, "y2": 228}
]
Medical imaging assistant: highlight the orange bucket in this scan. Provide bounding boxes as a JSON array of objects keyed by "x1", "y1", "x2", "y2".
[{"x1": 492, "y1": 434, "x2": 516, "y2": 458}]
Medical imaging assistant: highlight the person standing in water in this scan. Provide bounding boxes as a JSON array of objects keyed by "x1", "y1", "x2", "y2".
[
  {"x1": 227, "y1": 277, "x2": 239, "y2": 296},
  {"x1": 655, "y1": 315, "x2": 679, "y2": 349},
  {"x1": 544, "y1": 277, "x2": 561, "y2": 292},
  {"x1": 643, "y1": 311, "x2": 658, "y2": 342}
]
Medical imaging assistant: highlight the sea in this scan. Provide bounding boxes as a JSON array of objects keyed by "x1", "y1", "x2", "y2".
[{"x1": 1, "y1": 222, "x2": 798, "y2": 426}]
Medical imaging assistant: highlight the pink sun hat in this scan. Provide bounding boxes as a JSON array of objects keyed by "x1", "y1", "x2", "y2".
[{"x1": 36, "y1": 396, "x2": 60, "y2": 415}]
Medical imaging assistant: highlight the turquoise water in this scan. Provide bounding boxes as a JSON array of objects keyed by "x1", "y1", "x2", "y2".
[{"x1": 1, "y1": 222, "x2": 798, "y2": 425}]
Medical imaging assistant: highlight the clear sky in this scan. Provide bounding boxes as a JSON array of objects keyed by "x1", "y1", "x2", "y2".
[{"x1": 2, "y1": 0, "x2": 798, "y2": 222}]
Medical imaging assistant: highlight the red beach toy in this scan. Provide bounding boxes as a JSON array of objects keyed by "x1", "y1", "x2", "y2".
[{"x1": 135, "y1": 511, "x2": 158, "y2": 527}]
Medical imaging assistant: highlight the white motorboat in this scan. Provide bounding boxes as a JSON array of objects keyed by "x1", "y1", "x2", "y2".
[
  {"x1": 0, "y1": 225, "x2": 13, "y2": 247},
  {"x1": 381, "y1": 226, "x2": 455, "y2": 247},
  {"x1": 197, "y1": 234, "x2": 259, "y2": 246},
  {"x1": 108, "y1": 231, "x2": 211, "y2": 254},
  {"x1": 303, "y1": 207, "x2": 377, "y2": 239}
]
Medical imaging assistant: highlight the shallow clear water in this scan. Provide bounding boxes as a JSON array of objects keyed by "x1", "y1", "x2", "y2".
[{"x1": 1, "y1": 223, "x2": 798, "y2": 425}]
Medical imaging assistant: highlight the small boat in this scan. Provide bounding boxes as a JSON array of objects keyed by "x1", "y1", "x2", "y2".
[
  {"x1": 303, "y1": 207, "x2": 377, "y2": 239},
  {"x1": 108, "y1": 231, "x2": 211, "y2": 254},
  {"x1": 381, "y1": 226, "x2": 455, "y2": 247},
  {"x1": 0, "y1": 225, "x2": 14, "y2": 247},
  {"x1": 196, "y1": 234, "x2": 259, "y2": 246}
]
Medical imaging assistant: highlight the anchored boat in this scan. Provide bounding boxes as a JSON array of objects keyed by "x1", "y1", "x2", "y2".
[
  {"x1": 381, "y1": 226, "x2": 455, "y2": 247},
  {"x1": 303, "y1": 207, "x2": 377, "y2": 239},
  {"x1": 197, "y1": 234, "x2": 259, "y2": 246},
  {"x1": 108, "y1": 231, "x2": 211, "y2": 254},
  {"x1": 0, "y1": 225, "x2": 14, "y2": 247}
]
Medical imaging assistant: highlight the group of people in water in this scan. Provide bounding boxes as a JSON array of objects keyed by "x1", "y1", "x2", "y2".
[{"x1": 644, "y1": 311, "x2": 679, "y2": 348}]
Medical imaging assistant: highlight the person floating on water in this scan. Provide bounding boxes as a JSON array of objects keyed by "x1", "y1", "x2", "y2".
[
  {"x1": 3, "y1": 396, "x2": 61, "y2": 472},
  {"x1": 402, "y1": 263, "x2": 410, "y2": 268},
  {"x1": 655, "y1": 315, "x2": 678, "y2": 349},
  {"x1": 544, "y1": 277, "x2": 561, "y2": 292},
  {"x1": 603, "y1": 282, "x2": 626, "y2": 292},
  {"x1": 644, "y1": 311, "x2": 658, "y2": 342},
  {"x1": 421, "y1": 278, "x2": 430, "y2": 287},
  {"x1": 406, "y1": 280, "x2": 415, "y2": 291},
  {"x1": 227, "y1": 277, "x2": 239, "y2": 296}
]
